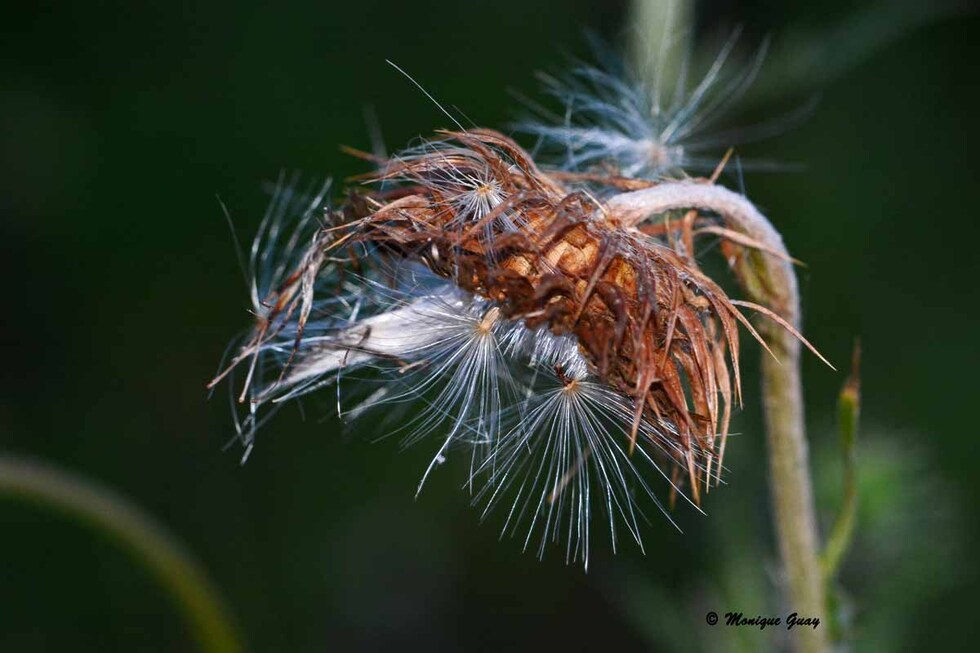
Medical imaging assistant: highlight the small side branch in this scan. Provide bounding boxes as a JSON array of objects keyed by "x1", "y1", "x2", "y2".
[{"x1": 823, "y1": 341, "x2": 861, "y2": 581}]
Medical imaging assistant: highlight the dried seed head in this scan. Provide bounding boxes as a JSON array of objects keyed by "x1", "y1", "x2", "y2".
[
  {"x1": 341, "y1": 130, "x2": 746, "y2": 501},
  {"x1": 209, "y1": 54, "x2": 824, "y2": 565}
]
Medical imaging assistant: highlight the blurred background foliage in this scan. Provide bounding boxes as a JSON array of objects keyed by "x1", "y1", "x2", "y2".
[{"x1": 1, "y1": 0, "x2": 977, "y2": 650}]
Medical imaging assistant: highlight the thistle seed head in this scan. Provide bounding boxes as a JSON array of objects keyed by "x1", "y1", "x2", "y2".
[{"x1": 209, "y1": 51, "x2": 824, "y2": 565}]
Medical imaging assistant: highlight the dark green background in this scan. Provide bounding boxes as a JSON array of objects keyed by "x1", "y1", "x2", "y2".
[{"x1": 2, "y1": 0, "x2": 977, "y2": 650}]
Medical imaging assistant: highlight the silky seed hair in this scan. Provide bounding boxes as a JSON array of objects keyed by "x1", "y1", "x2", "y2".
[
  {"x1": 518, "y1": 29, "x2": 770, "y2": 184},
  {"x1": 209, "y1": 45, "x2": 823, "y2": 567}
]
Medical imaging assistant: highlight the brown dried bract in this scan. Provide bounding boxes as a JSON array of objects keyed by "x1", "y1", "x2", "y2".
[{"x1": 317, "y1": 129, "x2": 770, "y2": 502}]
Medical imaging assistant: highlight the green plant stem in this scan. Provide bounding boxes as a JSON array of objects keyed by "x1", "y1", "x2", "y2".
[
  {"x1": 823, "y1": 342, "x2": 861, "y2": 581},
  {"x1": 757, "y1": 306, "x2": 828, "y2": 653},
  {"x1": 0, "y1": 455, "x2": 242, "y2": 653},
  {"x1": 608, "y1": 182, "x2": 830, "y2": 653}
]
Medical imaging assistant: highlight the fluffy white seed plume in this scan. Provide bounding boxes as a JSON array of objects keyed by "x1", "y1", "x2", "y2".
[
  {"x1": 380, "y1": 138, "x2": 520, "y2": 250},
  {"x1": 473, "y1": 336, "x2": 706, "y2": 568},
  {"x1": 518, "y1": 30, "x2": 771, "y2": 182}
]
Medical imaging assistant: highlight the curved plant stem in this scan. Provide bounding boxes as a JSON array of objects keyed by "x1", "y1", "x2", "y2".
[
  {"x1": 608, "y1": 182, "x2": 830, "y2": 653},
  {"x1": 0, "y1": 455, "x2": 242, "y2": 653}
]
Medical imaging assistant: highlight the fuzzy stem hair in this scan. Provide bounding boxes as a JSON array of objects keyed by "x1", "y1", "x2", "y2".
[{"x1": 607, "y1": 182, "x2": 830, "y2": 653}]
